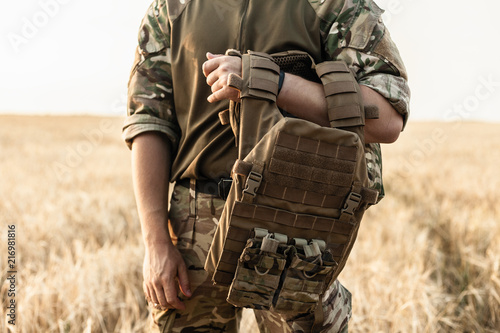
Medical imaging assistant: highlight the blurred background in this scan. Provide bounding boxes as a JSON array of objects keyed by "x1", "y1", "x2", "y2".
[{"x1": 0, "y1": 0, "x2": 499, "y2": 121}]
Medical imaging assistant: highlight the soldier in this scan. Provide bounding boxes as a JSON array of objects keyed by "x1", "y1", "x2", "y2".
[{"x1": 122, "y1": 0, "x2": 410, "y2": 332}]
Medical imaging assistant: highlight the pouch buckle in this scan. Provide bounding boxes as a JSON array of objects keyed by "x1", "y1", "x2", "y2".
[
  {"x1": 341, "y1": 192, "x2": 362, "y2": 216},
  {"x1": 242, "y1": 171, "x2": 262, "y2": 198}
]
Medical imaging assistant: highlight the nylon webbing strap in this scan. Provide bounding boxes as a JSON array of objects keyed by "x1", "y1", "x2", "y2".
[
  {"x1": 225, "y1": 49, "x2": 242, "y2": 57},
  {"x1": 218, "y1": 109, "x2": 230, "y2": 125},
  {"x1": 361, "y1": 187, "x2": 379, "y2": 205},
  {"x1": 232, "y1": 201, "x2": 354, "y2": 236},
  {"x1": 232, "y1": 159, "x2": 253, "y2": 178},
  {"x1": 241, "y1": 162, "x2": 264, "y2": 203},
  {"x1": 240, "y1": 51, "x2": 280, "y2": 102},
  {"x1": 252, "y1": 57, "x2": 280, "y2": 73},
  {"x1": 227, "y1": 73, "x2": 243, "y2": 91},
  {"x1": 315, "y1": 61, "x2": 349, "y2": 77},
  {"x1": 225, "y1": 50, "x2": 244, "y2": 95},
  {"x1": 316, "y1": 61, "x2": 365, "y2": 130}
]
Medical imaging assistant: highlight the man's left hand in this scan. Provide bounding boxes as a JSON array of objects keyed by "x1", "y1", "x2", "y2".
[{"x1": 202, "y1": 52, "x2": 241, "y2": 103}]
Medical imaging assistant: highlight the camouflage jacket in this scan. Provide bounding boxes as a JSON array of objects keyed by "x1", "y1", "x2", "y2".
[{"x1": 122, "y1": 0, "x2": 410, "y2": 199}]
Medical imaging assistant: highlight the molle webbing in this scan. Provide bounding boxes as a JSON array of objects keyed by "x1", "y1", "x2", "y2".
[
  {"x1": 316, "y1": 61, "x2": 365, "y2": 131},
  {"x1": 274, "y1": 131, "x2": 358, "y2": 162},
  {"x1": 213, "y1": 198, "x2": 356, "y2": 285},
  {"x1": 267, "y1": 131, "x2": 357, "y2": 191},
  {"x1": 233, "y1": 159, "x2": 378, "y2": 210},
  {"x1": 233, "y1": 202, "x2": 356, "y2": 236},
  {"x1": 240, "y1": 51, "x2": 280, "y2": 102}
]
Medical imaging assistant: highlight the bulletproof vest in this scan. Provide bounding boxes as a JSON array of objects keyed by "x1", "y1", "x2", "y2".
[{"x1": 204, "y1": 50, "x2": 379, "y2": 325}]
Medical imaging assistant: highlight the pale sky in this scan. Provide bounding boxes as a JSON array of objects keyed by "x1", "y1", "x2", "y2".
[{"x1": 0, "y1": 0, "x2": 499, "y2": 121}]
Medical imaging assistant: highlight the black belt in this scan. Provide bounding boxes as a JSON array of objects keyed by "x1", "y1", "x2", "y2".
[{"x1": 176, "y1": 178, "x2": 233, "y2": 200}]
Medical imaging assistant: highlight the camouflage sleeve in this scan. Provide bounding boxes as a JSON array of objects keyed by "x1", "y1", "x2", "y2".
[
  {"x1": 319, "y1": 0, "x2": 411, "y2": 200},
  {"x1": 122, "y1": 0, "x2": 180, "y2": 150},
  {"x1": 323, "y1": 0, "x2": 410, "y2": 128}
]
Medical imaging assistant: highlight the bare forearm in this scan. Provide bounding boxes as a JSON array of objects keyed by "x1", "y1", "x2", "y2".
[
  {"x1": 131, "y1": 132, "x2": 172, "y2": 247},
  {"x1": 276, "y1": 73, "x2": 330, "y2": 127},
  {"x1": 132, "y1": 132, "x2": 192, "y2": 310},
  {"x1": 276, "y1": 74, "x2": 403, "y2": 143}
]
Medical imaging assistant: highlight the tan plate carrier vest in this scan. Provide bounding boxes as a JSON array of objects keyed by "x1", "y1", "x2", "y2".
[{"x1": 204, "y1": 50, "x2": 379, "y2": 327}]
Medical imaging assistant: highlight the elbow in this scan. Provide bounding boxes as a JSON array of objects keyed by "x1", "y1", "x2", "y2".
[
  {"x1": 382, "y1": 117, "x2": 403, "y2": 143},
  {"x1": 383, "y1": 128, "x2": 401, "y2": 144},
  {"x1": 359, "y1": 86, "x2": 405, "y2": 144},
  {"x1": 364, "y1": 114, "x2": 403, "y2": 144}
]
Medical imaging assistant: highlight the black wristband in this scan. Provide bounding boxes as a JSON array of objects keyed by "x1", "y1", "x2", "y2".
[{"x1": 278, "y1": 70, "x2": 285, "y2": 94}]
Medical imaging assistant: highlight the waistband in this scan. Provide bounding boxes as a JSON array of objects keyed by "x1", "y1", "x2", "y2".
[{"x1": 176, "y1": 178, "x2": 233, "y2": 200}]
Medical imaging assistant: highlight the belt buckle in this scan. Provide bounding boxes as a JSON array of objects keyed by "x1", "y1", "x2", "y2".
[{"x1": 217, "y1": 179, "x2": 233, "y2": 200}]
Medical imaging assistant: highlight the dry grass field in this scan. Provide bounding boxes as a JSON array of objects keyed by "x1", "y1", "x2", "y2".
[{"x1": 0, "y1": 115, "x2": 499, "y2": 332}]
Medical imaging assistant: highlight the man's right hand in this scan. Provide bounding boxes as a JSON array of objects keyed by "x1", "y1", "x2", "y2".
[
  {"x1": 143, "y1": 241, "x2": 192, "y2": 311},
  {"x1": 143, "y1": 243, "x2": 191, "y2": 310}
]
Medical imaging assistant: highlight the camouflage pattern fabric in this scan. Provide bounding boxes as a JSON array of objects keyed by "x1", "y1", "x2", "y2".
[
  {"x1": 365, "y1": 144, "x2": 384, "y2": 198},
  {"x1": 253, "y1": 279, "x2": 351, "y2": 333},
  {"x1": 150, "y1": 183, "x2": 353, "y2": 332},
  {"x1": 149, "y1": 183, "x2": 241, "y2": 332}
]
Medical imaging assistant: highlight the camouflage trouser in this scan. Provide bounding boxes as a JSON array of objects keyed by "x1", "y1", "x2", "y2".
[{"x1": 149, "y1": 181, "x2": 352, "y2": 332}]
